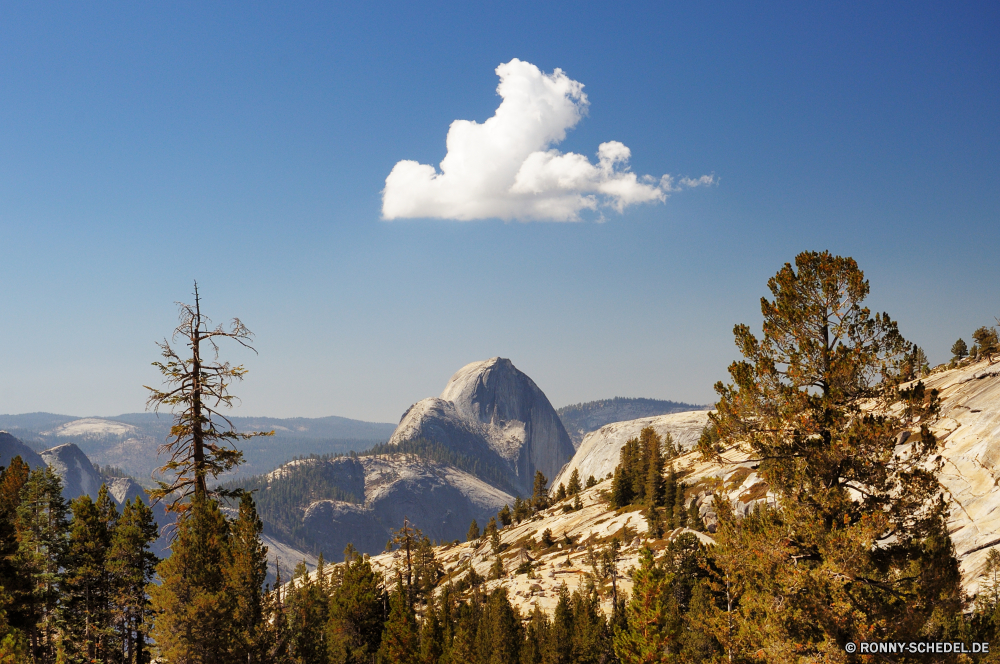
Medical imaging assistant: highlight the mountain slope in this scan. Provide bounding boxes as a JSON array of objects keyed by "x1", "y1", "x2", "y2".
[
  {"x1": 552, "y1": 410, "x2": 712, "y2": 489},
  {"x1": 389, "y1": 357, "x2": 575, "y2": 496},
  {"x1": 234, "y1": 453, "x2": 514, "y2": 559},
  {"x1": 556, "y1": 397, "x2": 706, "y2": 447}
]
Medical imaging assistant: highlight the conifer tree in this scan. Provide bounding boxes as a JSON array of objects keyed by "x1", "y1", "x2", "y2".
[
  {"x1": 512, "y1": 497, "x2": 530, "y2": 523},
  {"x1": 546, "y1": 584, "x2": 574, "y2": 664},
  {"x1": 531, "y1": 471, "x2": 549, "y2": 512},
  {"x1": 0, "y1": 457, "x2": 30, "y2": 639},
  {"x1": 467, "y1": 519, "x2": 480, "y2": 542},
  {"x1": 703, "y1": 250, "x2": 963, "y2": 655},
  {"x1": 497, "y1": 504, "x2": 512, "y2": 527},
  {"x1": 952, "y1": 337, "x2": 968, "y2": 361},
  {"x1": 447, "y1": 599, "x2": 479, "y2": 664},
  {"x1": 378, "y1": 578, "x2": 420, "y2": 664},
  {"x1": 586, "y1": 475, "x2": 597, "y2": 489},
  {"x1": 662, "y1": 465, "x2": 678, "y2": 529},
  {"x1": 16, "y1": 465, "x2": 69, "y2": 663},
  {"x1": 108, "y1": 497, "x2": 159, "y2": 664},
  {"x1": 326, "y1": 554, "x2": 384, "y2": 664},
  {"x1": 520, "y1": 606, "x2": 548, "y2": 664},
  {"x1": 285, "y1": 561, "x2": 328, "y2": 664},
  {"x1": 148, "y1": 493, "x2": 233, "y2": 662},
  {"x1": 145, "y1": 283, "x2": 272, "y2": 510},
  {"x1": 419, "y1": 598, "x2": 444, "y2": 664},
  {"x1": 566, "y1": 469, "x2": 582, "y2": 496},
  {"x1": 973, "y1": 325, "x2": 999, "y2": 363},
  {"x1": 641, "y1": 428, "x2": 664, "y2": 510},
  {"x1": 225, "y1": 492, "x2": 270, "y2": 663},
  {"x1": 613, "y1": 547, "x2": 674, "y2": 663},
  {"x1": 477, "y1": 588, "x2": 521, "y2": 664},
  {"x1": 62, "y1": 493, "x2": 115, "y2": 662},
  {"x1": 554, "y1": 483, "x2": 567, "y2": 502},
  {"x1": 570, "y1": 583, "x2": 611, "y2": 664}
]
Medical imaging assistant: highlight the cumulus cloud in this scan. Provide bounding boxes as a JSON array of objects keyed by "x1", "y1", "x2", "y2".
[{"x1": 382, "y1": 59, "x2": 713, "y2": 222}]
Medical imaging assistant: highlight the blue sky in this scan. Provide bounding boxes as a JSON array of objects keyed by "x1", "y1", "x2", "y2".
[{"x1": 1, "y1": 2, "x2": 997, "y2": 422}]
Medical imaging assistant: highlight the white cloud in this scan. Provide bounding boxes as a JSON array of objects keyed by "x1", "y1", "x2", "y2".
[{"x1": 382, "y1": 59, "x2": 712, "y2": 222}]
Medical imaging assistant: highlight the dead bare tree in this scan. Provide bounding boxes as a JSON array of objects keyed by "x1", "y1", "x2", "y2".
[{"x1": 145, "y1": 282, "x2": 272, "y2": 511}]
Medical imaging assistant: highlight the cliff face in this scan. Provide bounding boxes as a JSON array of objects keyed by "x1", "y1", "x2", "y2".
[
  {"x1": 552, "y1": 410, "x2": 712, "y2": 490},
  {"x1": 0, "y1": 431, "x2": 45, "y2": 470},
  {"x1": 390, "y1": 358, "x2": 576, "y2": 495},
  {"x1": 260, "y1": 454, "x2": 514, "y2": 559},
  {"x1": 40, "y1": 443, "x2": 103, "y2": 501}
]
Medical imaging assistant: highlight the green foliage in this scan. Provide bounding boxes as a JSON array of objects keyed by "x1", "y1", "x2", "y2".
[
  {"x1": 567, "y1": 469, "x2": 582, "y2": 496},
  {"x1": 497, "y1": 504, "x2": 512, "y2": 527},
  {"x1": 554, "y1": 483, "x2": 567, "y2": 502},
  {"x1": 108, "y1": 495, "x2": 159, "y2": 664},
  {"x1": 704, "y1": 250, "x2": 963, "y2": 656},
  {"x1": 16, "y1": 465, "x2": 69, "y2": 662},
  {"x1": 613, "y1": 547, "x2": 674, "y2": 663},
  {"x1": 327, "y1": 555, "x2": 385, "y2": 664},
  {"x1": 467, "y1": 519, "x2": 480, "y2": 543},
  {"x1": 585, "y1": 475, "x2": 597, "y2": 489},
  {"x1": 61, "y1": 492, "x2": 116, "y2": 662},
  {"x1": 226, "y1": 493, "x2": 271, "y2": 663},
  {"x1": 531, "y1": 471, "x2": 549, "y2": 512},
  {"x1": 609, "y1": 427, "x2": 668, "y2": 511},
  {"x1": 952, "y1": 337, "x2": 968, "y2": 360},
  {"x1": 148, "y1": 493, "x2": 233, "y2": 662},
  {"x1": 973, "y1": 325, "x2": 999, "y2": 363}
]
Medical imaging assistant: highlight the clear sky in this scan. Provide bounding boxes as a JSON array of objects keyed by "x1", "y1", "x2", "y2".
[{"x1": 1, "y1": 2, "x2": 997, "y2": 423}]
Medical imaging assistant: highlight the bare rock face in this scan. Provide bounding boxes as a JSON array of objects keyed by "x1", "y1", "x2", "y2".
[
  {"x1": 40, "y1": 443, "x2": 103, "y2": 501},
  {"x1": 265, "y1": 453, "x2": 514, "y2": 559},
  {"x1": 552, "y1": 410, "x2": 712, "y2": 489},
  {"x1": 0, "y1": 431, "x2": 45, "y2": 470},
  {"x1": 390, "y1": 358, "x2": 576, "y2": 495}
]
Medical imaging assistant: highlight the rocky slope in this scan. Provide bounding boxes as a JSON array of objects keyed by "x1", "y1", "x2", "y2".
[
  {"x1": 250, "y1": 453, "x2": 514, "y2": 562},
  {"x1": 40, "y1": 443, "x2": 104, "y2": 501},
  {"x1": 295, "y1": 359, "x2": 1000, "y2": 615},
  {"x1": 551, "y1": 410, "x2": 712, "y2": 489},
  {"x1": 556, "y1": 397, "x2": 706, "y2": 447},
  {"x1": 389, "y1": 358, "x2": 576, "y2": 496},
  {"x1": 0, "y1": 431, "x2": 45, "y2": 469}
]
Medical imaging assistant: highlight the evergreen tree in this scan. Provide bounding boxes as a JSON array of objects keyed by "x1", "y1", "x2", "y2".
[
  {"x1": 703, "y1": 250, "x2": 963, "y2": 656},
  {"x1": 497, "y1": 504, "x2": 512, "y2": 527},
  {"x1": 512, "y1": 497, "x2": 530, "y2": 524},
  {"x1": 16, "y1": 465, "x2": 69, "y2": 663},
  {"x1": 108, "y1": 496, "x2": 159, "y2": 664},
  {"x1": 419, "y1": 598, "x2": 444, "y2": 664},
  {"x1": 952, "y1": 337, "x2": 968, "y2": 360},
  {"x1": 585, "y1": 475, "x2": 597, "y2": 489},
  {"x1": 554, "y1": 483, "x2": 567, "y2": 502},
  {"x1": 612, "y1": 547, "x2": 674, "y2": 663},
  {"x1": 62, "y1": 493, "x2": 115, "y2": 662},
  {"x1": 413, "y1": 536, "x2": 442, "y2": 603},
  {"x1": 566, "y1": 469, "x2": 582, "y2": 497},
  {"x1": 973, "y1": 325, "x2": 999, "y2": 363},
  {"x1": 662, "y1": 465, "x2": 678, "y2": 530},
  {"x1": 148, "y1": 493, "x2": 233, "y2": 663},
  {"x1": 520, "y1": 606, "x2": 548, "y2": 664},
  {"x1": 546, "y1": 584, "x2": 573, "y2": 664},
  {"x1": 531, "y1": 472, "x2": 549, "y2": 512},
  {"x1": 327, "y1": 554, "x2": 385, "y2": 664},
  {"x1": 0, "y1": 457, "x2": 30, "y2": 639},
  {"x1": 225, "y1": 492, "x2": 270, "y2": 663},
  {"x1": 467, "y1": 520, "x2": 480, "y2": 543},
  {"x1": 378, "y1": 579, "x2": 420, "y2": 664},
  {"x1": 477, "y1": 588, "x2": 521, "y2": 664},
  {"x1": 570, "y1": 583, "x2": 610, "y2": 664},
  {"x1": 448, "y1": 598, "x2": 480, "y2": 664},
  {"x1": 285, "y1": 561, "x2": 328, "y2": 664},
  {"x1": 641, "y1": 428, "x2": 664, "y2": 509}
]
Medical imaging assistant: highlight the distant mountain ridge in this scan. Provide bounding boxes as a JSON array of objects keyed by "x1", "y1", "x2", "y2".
[
  {"x1": 556, "y1": 397, "x2": 706, "y2": 446},
  {"x1": 0, "y1": 412, "x2": 396, "y2": 485}
]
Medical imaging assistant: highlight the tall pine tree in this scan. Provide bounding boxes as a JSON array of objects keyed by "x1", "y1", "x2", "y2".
[{"x1": 109, "y1": 496, "x2": 159, "y2": 664}]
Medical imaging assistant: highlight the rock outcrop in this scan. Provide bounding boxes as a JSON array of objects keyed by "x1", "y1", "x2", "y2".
[
  {"x1": 389, "y1": 358, "x2": 576, "y2": 495},
  {"x1": 260, "y1": 453, "x2": 514, "y2": 559},
  {"x1": 0, "y1": 431, "x2": 45, "y2": 470},
  {"x1": 40, "y1": 443, "x2": 103, "y2": 501},
  {"x1": 552, "y1": 410, "x2": 712, "y2": 489}
]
